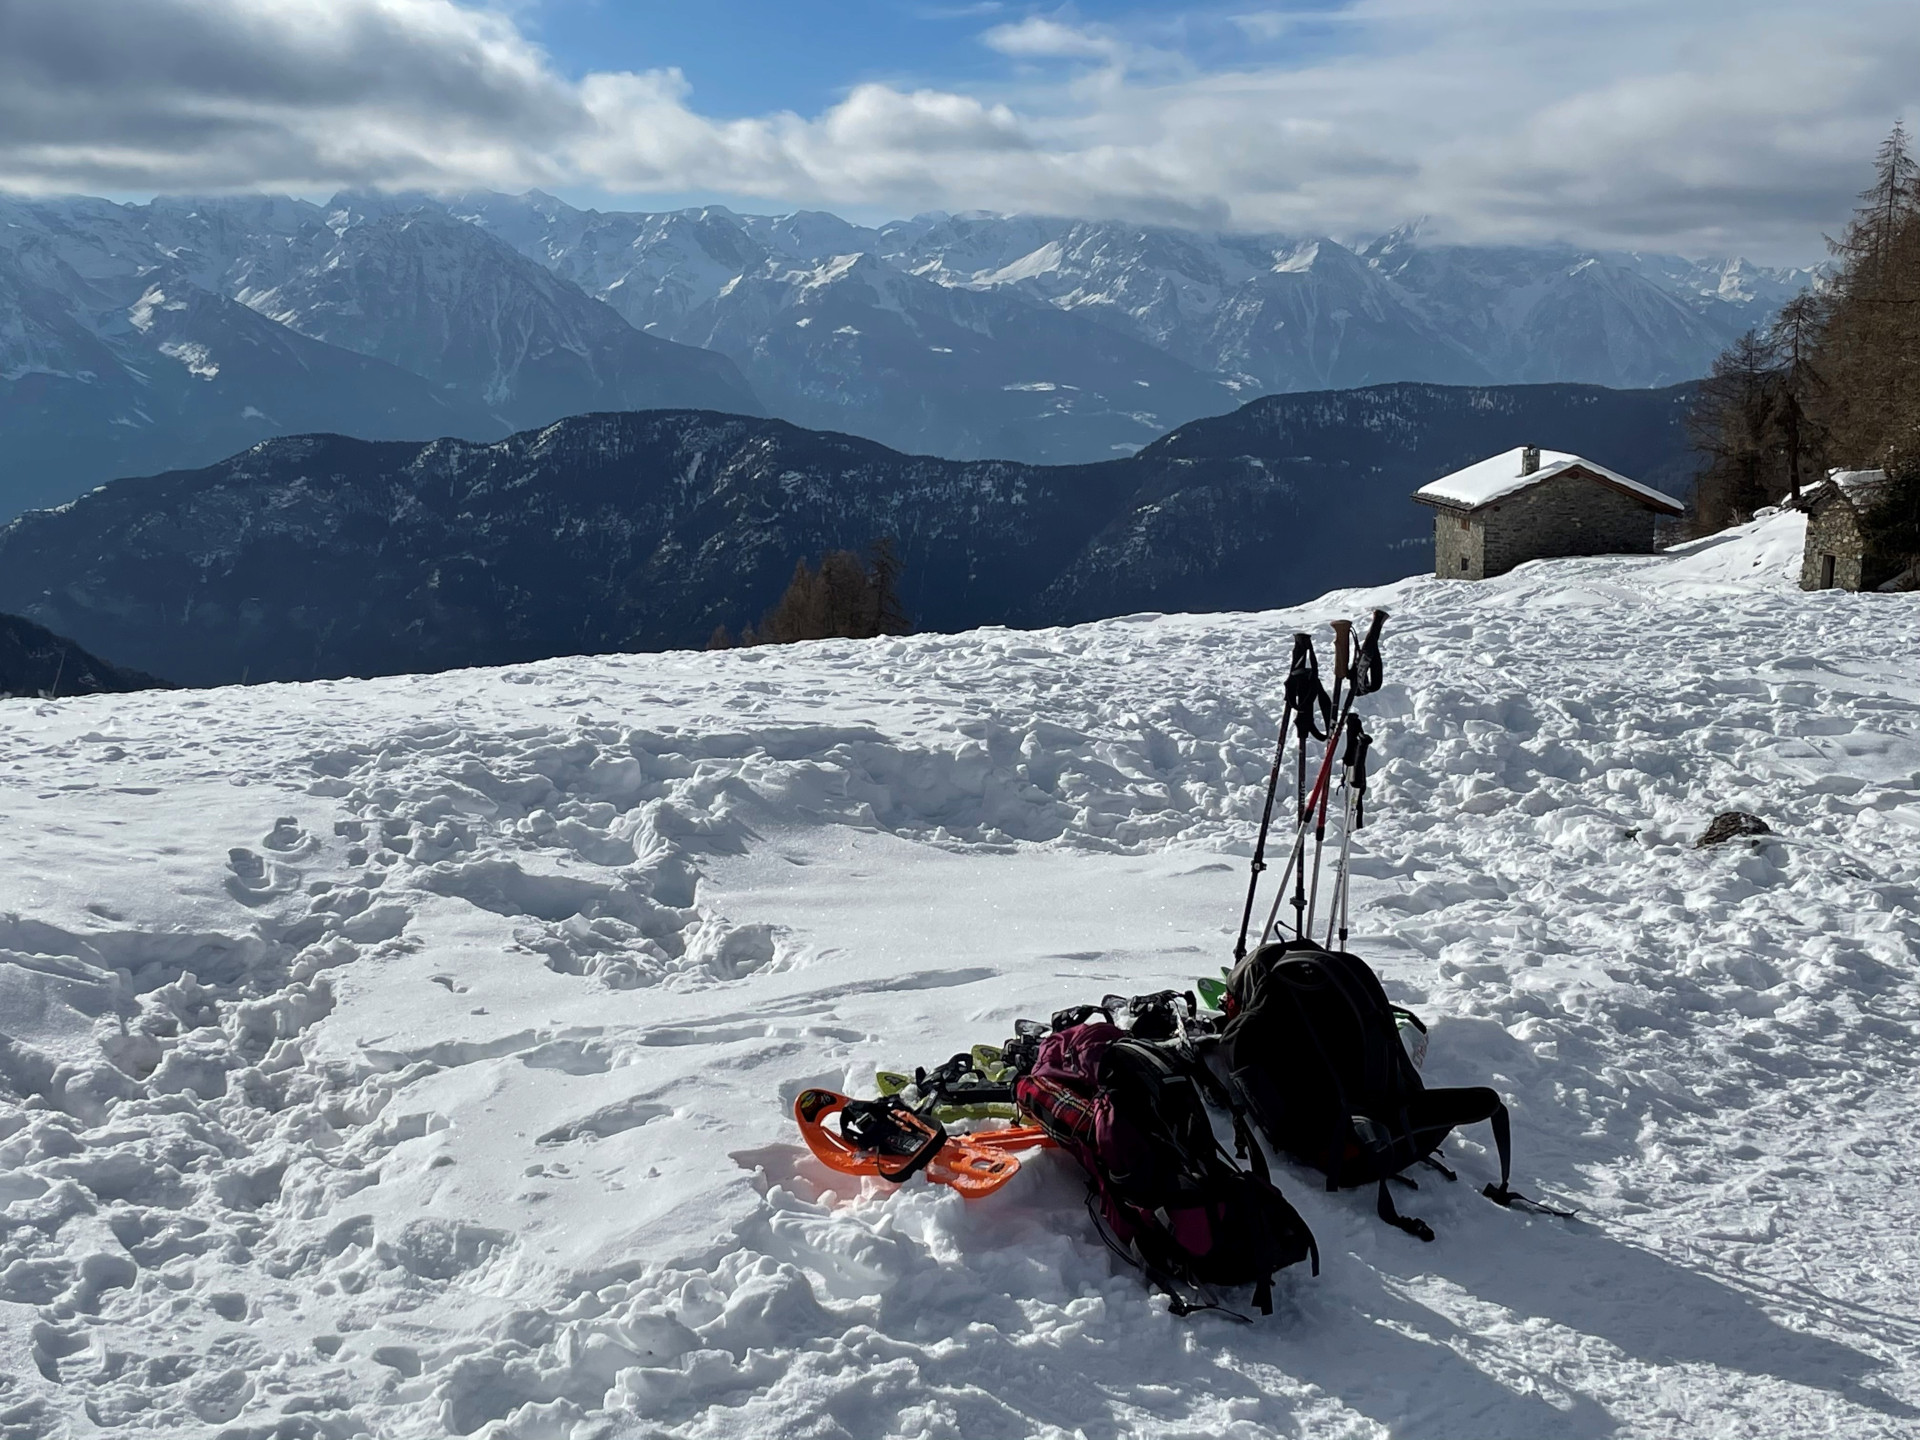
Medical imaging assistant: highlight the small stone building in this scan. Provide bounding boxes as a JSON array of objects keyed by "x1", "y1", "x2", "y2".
[
  {"x1": 1799, "y1": 468, "x2": 1911, "y2": 591},
  {"x1": 1413, "y1": 445, "x2": 1685, "y2": 580}
]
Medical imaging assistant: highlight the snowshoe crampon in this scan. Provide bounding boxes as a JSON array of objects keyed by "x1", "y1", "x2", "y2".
[
  {"x1": 874, "y1": 1047, "x2": 1021, "y2": 1122},
  {"x1": 793, "y1": 1089, "x2": 1050, "y2": 1198},
  {"x1": 874, "y1": 1070, "x2": 1021, "y2": 1121}
]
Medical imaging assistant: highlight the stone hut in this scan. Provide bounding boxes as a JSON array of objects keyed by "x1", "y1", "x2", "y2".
[
  {"x1": 1414, "y1": 444, "x2": 1685, "y2": 580},
  {"x1": 1800, "y1": 468, "x2": 1913, "y2": 591}
]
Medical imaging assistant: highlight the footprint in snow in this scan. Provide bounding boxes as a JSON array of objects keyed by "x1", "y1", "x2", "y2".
[
  {"x1": 225, "y1": 846, "x2": 303, "y2": 906},
  {"x1": 262, "y1": 816, "x2": 319, "y2": 856}
]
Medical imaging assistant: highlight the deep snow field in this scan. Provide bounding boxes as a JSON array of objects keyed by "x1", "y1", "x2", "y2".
[{"x1": 2, "y1": 510, "x2": 1918, "y2": 1439}]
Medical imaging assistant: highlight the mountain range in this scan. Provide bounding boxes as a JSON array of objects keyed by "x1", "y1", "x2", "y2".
[
  {"x1": 0, "y1": 194, "x2": 759, "y2": 517},
  {"x1": 0, "y1": 381, "x2": 1697, "y2": 688},
  {"x1": 459, "y1": 194, "x2": 1797, "y2": 448},
  {"x1": 1, "y1": 191, "x2": 1801, "y2": 519}
]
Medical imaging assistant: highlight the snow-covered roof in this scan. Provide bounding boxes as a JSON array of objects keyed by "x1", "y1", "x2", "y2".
[
  {"x1": 1414, "y1": 446, "x2": 1684, "y2": 515},
  {"x1": 1805, "y1": 467, "x2": 1889, "y2": 507}
]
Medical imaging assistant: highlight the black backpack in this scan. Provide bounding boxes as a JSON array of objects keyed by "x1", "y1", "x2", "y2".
[
  {"x1": 1221, "y1": 939, "x2": 1554, "y2": 1239},
  {"x1": 1015, "y1": 1019, "x2": 1318, "y2": 1316}
]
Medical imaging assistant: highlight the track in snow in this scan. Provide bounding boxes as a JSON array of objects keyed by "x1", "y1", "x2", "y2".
[{"x1": 1, "y1": 511, "x2": 1917, "y2": 1438}]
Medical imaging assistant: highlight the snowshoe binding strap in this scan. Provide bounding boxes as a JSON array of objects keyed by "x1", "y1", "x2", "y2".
[
  {"x1": 913, "y1": 1054, "x2": 1015, "y2": 1112},
  {"x1": 836, "y1": 1097, "x2": 949, "y2": 1183},
  {"x1": 1117, "y1": 989, "x2": 1199, "y2": 1040},
  {"x1": 1050, "y1": 1002, "x2": 1114, "y2": 1032},
  {"x1": 998, "y1": 1039, "x2": 1037, "y2": 1078}
]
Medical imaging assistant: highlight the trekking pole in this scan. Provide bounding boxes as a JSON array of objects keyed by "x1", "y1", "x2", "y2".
[
  {"x1": 1287, "y1": 642, "x2": 1331, "y2": 941},
  {"x1": 1324, "y1": 721, "x2": 1355, "y2": 950},
  {"x1": 1259, "y1": 612, "x2": 1381, "y2": 948},
  {"x1": 1259, "y1": 721, "x2": 1343, "y2": 945},
  {"x1": 1233, "y1": 633, "x2": 1312, "y2": 961},
  {"x1": 1325, "y1": 610, "x2": 1387, "y2": 948},
  {"x1": 1327, "y1": 723, "x2": 1370, "y2": 951},
  {"x1": 1327, "y1": 620, "x2": 1352, "y2": 733},
  {"x1": 1302, "y1": 728, "x2": 1337, "y2": 939},
  {"x1": 1290, "y1": 727, "x2": 1310, "y2": 940},
  {"x1": 1305, "y1": 622, "x2": 1354, "y2": 939}
]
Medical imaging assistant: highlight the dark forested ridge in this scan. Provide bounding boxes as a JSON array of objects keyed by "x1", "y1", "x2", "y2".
[
  {"x1": 0, "y1": 613, "x2": 168, "y2": 699},
  {"x1": 0, "y1": 382, "x2": 1697, "y2": 687}
]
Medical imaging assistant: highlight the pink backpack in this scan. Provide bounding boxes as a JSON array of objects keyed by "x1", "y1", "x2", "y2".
[{"x1": 1017, "y1": 1021, "x2": 1317, "y2": 1317}]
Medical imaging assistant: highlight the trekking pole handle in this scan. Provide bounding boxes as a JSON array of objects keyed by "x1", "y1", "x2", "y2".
[
  {"x1": 1330, "y1": 618, "x2": 1352, "y2": 693},
  {"x1": 1353, "y1": 609, "x2": 1387, "y2": 697}
]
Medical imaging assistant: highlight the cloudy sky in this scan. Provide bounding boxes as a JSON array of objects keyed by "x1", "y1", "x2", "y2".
[{"x1": 1, "y1": 0, "x2": 1914, "y2": 260}]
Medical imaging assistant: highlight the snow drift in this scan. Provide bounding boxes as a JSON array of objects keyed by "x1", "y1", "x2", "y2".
[{"x1": 1, "y1": 509, "x2": 1917, "y2": 1438}]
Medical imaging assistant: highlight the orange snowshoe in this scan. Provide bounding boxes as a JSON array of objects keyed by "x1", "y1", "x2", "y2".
[{"x1": 793, "y1": 1089, "x2": 1051, "y2": 1199}]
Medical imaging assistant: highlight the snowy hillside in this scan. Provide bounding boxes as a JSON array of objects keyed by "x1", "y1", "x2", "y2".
[{"x1": 3, "y1": 511, "x2": 1917, "y2": 1438}]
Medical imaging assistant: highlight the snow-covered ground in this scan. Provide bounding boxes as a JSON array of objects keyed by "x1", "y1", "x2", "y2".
[{"x1": 3, "y1": 511, "x2": 1918, "y2": 1439}]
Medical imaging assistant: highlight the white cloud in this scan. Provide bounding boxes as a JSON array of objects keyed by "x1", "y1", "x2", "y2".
[
  {"x1": 982, "y1": 17, "x2": 1126, "y2": 64},
  {"x1": 0, "y1": 0, "x2": 1914, "y2": 260},
  {"x1": 0, "y1": 0, "x2": 580, "y2": 191}
]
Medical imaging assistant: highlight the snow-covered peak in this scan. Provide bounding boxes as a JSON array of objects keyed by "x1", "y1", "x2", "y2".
[
  {"x1": 125, "y1": 284, "x2": 182, "y2": 333},
  {"x1": 1272, "y1": 240, "x2": 1322, "y2": 274}
]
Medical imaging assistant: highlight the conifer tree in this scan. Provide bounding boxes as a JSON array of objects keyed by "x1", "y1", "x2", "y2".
[
  {"x1": 1689, "y1": 123, "x2": 1920, "y2": 535},
  {"x1": 1688, "y1": 329, "x2": 1783, "y2": 531},
  {"x1": 866, "y1": 538, "x2": 911, "y2": 638},
  {"x1": 1818, "y1": 122, "x2": 1920, "y2": 465},
  {"x1": 1768, "y1": 292, "x2": 1830, "y2": 504},
  {"x1": 740, "y1": 541, "x2": 912, "y2": 646}
]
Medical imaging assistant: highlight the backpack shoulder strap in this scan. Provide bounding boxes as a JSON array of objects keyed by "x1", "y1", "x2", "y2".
[{"x1": 1375, "y1": 1178, "x2": 1434, "y2": 1242}]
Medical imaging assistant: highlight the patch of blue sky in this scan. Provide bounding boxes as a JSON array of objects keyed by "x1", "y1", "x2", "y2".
[{"x1": 518, "y1": 1, "x2": 1370, "y2": 119}]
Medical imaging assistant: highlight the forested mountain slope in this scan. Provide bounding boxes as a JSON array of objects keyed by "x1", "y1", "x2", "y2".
[{"x1": 0, "y1": 382, "x2": 1696, "y2": 686}]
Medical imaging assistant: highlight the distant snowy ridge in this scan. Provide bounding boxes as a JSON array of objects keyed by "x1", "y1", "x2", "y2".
[
  {"x1": 0, "y1": 189, "x2": 1808, "y2": 516},
  {"x1": 0, "y1": 194, "x2": 761, "y2": 518},
  {"x1": 459, "y1": 192, "x2": 1807, "y2": 408},
  {"x1": 2, "y1": 510, "x2": 1916, "y2": 1437}
]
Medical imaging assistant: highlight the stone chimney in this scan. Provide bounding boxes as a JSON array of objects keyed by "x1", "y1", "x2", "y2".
[{"x1": 1519, "y1": 444, "x2": 1541, "y2": 476}]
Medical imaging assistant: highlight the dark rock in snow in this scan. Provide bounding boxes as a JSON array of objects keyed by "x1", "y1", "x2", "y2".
[{"x1": 1696, "y1": 811, "x2": 1774, "y2": 848}]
